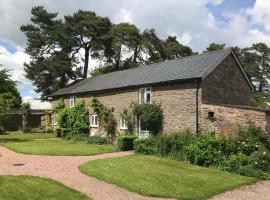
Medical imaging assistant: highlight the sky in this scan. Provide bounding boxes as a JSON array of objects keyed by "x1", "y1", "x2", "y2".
[{"x1": 0, "y1": 0, "x2": 269, "y2": 102}]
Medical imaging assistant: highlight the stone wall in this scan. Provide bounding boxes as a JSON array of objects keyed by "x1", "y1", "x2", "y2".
[
  {"x1": 201, "y1": 53, "x2": 252, "y2": 106},
  {"x1": 200, "y1": 103, "x2": 270, "y2": 133},
  {"x1": 52, "y1": 82, "x2": 199, "y2": 134}
]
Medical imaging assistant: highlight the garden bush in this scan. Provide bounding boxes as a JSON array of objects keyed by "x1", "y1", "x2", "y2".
[
  {"x1": 71, "y1": 134, "x2": 108, "y2": 145},
  {"x1": 0, "y1": 126, "x2": 5, "y2": 134},
  {"x1": 61, "y1": 128, "x2": 70, "y2": 138},
  {"x1": 55, "y1": 128, "x2": 61, "y2": 137},
  {"x1": 134, "y1": 138, "x2": 156, "y2": 155},
  {"x1": 134, "y1": 125, "x2": 270, "y2": 179},
  {"x1": 134, "y1": 131, "x2": 196, "y2": 159},
  {"x1": 117, "y1": 135, "x2": 138, "y2": 151},
  {"x1": 57, "y1": 101, "x2": 89, "y2": 135}
]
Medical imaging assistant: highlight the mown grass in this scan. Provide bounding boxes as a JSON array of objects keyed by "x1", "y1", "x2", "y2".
[
  {"x1": 0, "y1": 133, "x2": 118, "y2": 156},
  {"x1": 0, "y1": 176, "x2": 89, "y2": 200},
  {"x1": 80, "y1": 154, "x2": 256, "y2": 200}
]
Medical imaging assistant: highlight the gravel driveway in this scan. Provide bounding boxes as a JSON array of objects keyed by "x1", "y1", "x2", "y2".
[
  {"x1": 0, "y1": 146, "x2": 171, "y2": 200},
  {"x1": 1, "y1": 146, "x2": 269, "y2": 200}
]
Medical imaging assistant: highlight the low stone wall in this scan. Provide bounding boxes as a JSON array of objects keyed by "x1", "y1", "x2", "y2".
[{"x1": 200, "y1": 103, "x2": 270, "y2": 133}]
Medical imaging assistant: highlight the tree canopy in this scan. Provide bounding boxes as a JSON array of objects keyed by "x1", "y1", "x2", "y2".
[
  {"x1": 22, "y1": 7, "x2": 193, "y2": 98},
  {"x1": 0, "y1": 68, "x2": 21, "y2": 109}
]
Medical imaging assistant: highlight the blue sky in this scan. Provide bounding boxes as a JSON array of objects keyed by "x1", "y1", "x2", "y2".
[{"x1": 0, "y1": 0, "x2": 269, "y2": 100}]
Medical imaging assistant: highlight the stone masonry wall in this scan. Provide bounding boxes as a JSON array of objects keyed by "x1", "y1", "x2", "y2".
[
  {"x1": 201, "y1": 53, "x2": 252, "y2": 106},
  {"x1": 200, "y1": 103, "x2": 270, "y2": 133},
  {"x1": 52, "y1": 82, "x2": 199, "y2": 134}
]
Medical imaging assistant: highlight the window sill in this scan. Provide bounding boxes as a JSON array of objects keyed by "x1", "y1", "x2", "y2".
[
  {"x1": 90, "y1": 126, "x2": 98, "y2": 128},
  {"x1": 120, "y1": 127, "x2": 128, "y2": 130}
]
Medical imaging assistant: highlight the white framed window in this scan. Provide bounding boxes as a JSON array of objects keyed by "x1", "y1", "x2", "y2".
[
  {"x1": 69, "y1": 96, "x2": 75, "y2": 107},
  {"x1": 90, "y1": 115, "x2": 98, "y2": 128},
  {"x1": 139, "y1": 87, "x2": 152, "y2": 103},
  {"x1": 120, "y1": 117, "x2": 128, "y2": 130}
]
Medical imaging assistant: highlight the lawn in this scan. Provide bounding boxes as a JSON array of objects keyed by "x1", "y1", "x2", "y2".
[
  {"x1": 0, "y1": 133, "x2": 118, "y2": 156},
  {"x1": 0, "y1": 176, "x2": 89, "y2": 200},
  {"x1": 80, "y1": 155, "x2": 256, "y2": 200}
]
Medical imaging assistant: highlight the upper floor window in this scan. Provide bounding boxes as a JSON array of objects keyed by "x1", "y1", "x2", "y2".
[
  {"x1": 120, "y1": 117, "x2": 128, "y2": 130},
  {"x1": 69, "y1": 96, "x2": 75, "y2": 107},
  {"x1": 139, "y1": 87, "x2": 152, "y2": 103},
  {"x1": 90, "y1": 115, "x2": 98, "y2": 128}
]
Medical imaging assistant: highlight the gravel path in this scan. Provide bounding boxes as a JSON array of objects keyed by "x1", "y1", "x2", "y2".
[
  {"x1": 1, "y1": 146, "x2": 269, "y2": 200},
  {"x1": 209, "y1": 181, "x2": 270, "y2": 200},
  {"x1": 0, "y1": 146, "x2": 171, "y2": 200}
]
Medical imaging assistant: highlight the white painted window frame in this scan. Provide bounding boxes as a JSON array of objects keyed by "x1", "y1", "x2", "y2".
[
  {"x1": 90, "y1": 115, "x2": 98, "y2": 128},
  {"x1": 69, "y1": 96, "x2": 75, "y2": 108},
  {"x1": 120, "y1": 116, "x2": 128, "y2": 130},
  {"x1": 139, "y1": 87, "x2": 152, "y2": 103}
]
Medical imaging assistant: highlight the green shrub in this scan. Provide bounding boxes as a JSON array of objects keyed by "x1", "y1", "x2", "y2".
[
  {"x1": 0, "y1": 126, "x2": 5, "y2": 134},
  {"x1": 218, "y1": 153, "x2": 249, "y2": 173},
  {"x1": 234, "y1": 125, "x2": 270, "y2": 154},
  {"x1": 134, "y1": 138, "x2": 156, "y2": 155},
  {"x1": 57, "y1": 101, "x2": 89, "y2": 135},
  {"x1": 184, "y1": 133, "x2": 223, "y2": 166},
  {"x1": 87, "y1": 136, "x2": 108, "y2": 145},
  {"x1": 45, "y1": 127, "x2": 54, "y2": 133},
  {"x1": 71, "y1": 134, "x2": 108, "y2": 145},
  {"x1": 117, "y1": 135, "x2": 138, "y2": 151},
  {"x1": 237, "y1": 165, "x2": 268, "y2": 180},
  {"x1": 55, "y1": 128, "x2": 61, "y2": 137},
  {"x1": 133, "y1": 103, "x2": 163, "y2": 135},
  {"x1": 154, "y1": 131, "x2": 196, "y2": 159},
  {"x1": 61, "y1": 128, "x2": 70, "y2": 138}
]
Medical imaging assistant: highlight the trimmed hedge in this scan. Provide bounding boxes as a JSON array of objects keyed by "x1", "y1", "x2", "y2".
[
  {"x1": 55, "y1": 128, "x2": 61, "y2": 137},
  {"x1": 71, "y1": 134, "x2": 108, "y2": 145},
  {"x1": 117, "y1": 135, "x2": 138, "y2": 151}
]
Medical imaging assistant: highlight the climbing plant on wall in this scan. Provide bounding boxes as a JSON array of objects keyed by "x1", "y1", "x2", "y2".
[{"x1": 91, "y1": 98, "x2": 117, "y2": 140}]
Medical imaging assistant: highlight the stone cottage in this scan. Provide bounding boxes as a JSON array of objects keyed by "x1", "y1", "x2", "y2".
[{"x1": 48, "y1": 48, "x2": 270, "y2": 135}]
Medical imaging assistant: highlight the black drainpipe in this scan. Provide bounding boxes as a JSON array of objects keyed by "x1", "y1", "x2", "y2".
[{"x1": 195, "y1": 79, "x2": 200, "y2": 136}]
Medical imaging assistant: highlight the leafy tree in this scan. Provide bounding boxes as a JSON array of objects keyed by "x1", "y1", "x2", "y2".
[
  {"x1": 236, "y1": 43, "x2": 270, "y2": 108},
  {"x1": 204, "y1": 43, "x2": 225, "y2": 52},
  {"x1": 0, "y1": 69, "x2": 21, "y2": 108},
  {"x1": 163, "y1": 36, "x2": 193, "y2": 59},
  {"x1": 21, "y1": 6, "x2": 79, "y2": 98},
  {"x1": 64, "y1": 10, "x2": 112, "y2": 78}
]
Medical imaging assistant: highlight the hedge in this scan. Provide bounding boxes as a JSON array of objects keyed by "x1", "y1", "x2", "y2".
[{"x1": 117, "y1": 135, "x2": 138, "y2": 151}]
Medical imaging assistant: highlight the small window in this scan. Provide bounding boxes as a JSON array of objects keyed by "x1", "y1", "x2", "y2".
[
  {"x1": 139, "y1": 87, "x2": 152, "y2": 103},
  {"x1": 90, "y1": 115, "x2": 98, "y2": 128},
  {"x1": 120, "y1": 117, "x2": 128, "y2": 130},
  {"x1": 208, "y1": 111, "x2": 214, "y2": 119},
  {"x1": 69, "y1": 96, "x2": 75, "y2": 107}
]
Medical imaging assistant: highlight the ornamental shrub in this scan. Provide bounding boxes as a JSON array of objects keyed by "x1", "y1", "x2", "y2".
[
  {"x1": 133, "y1": 103, "x2": 163, "y2": 135},
  {"x1": 0, "y1": 126, "x2": 5, "y2": 134},
  {"x1": 184, "y1": 133, "x2": 223, "y2": 166},
  {"x1": 117, "y1": 135, "x2": 138, "y2": 151},
  {"x1": 71, "y1": 134, "x2": 107, "y2": 145},
  {"x1": 57, "y1": 101, "x2": 89, "y2": 135},
  {"x1": 61, "y1": 128, "x2": 70, "y2": 138},
  {"x1": 55, "y1": 128, "x2": 61, "y2": 137},
  {"x1": 133, "y1": 138, "x2": 156, "y2": 155}
]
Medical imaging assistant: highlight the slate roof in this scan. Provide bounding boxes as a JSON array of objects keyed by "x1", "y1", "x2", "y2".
[{"x1": 48, "y1": 48, "x2": 251, "y2": 97}]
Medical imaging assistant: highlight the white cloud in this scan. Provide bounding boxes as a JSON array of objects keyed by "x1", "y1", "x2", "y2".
[
  {"x1": 247, "y1": 0, "x2": 270, "y2": 32},
  {"x1": 0, "y1": 45, "x2": 30, "y2": 85},
  {"x1": 1, "y1": 0, "x2": 270, "y2": 99},
  {"x1": 23, "y1": 96, "x2": 51, "y2": 110}
]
